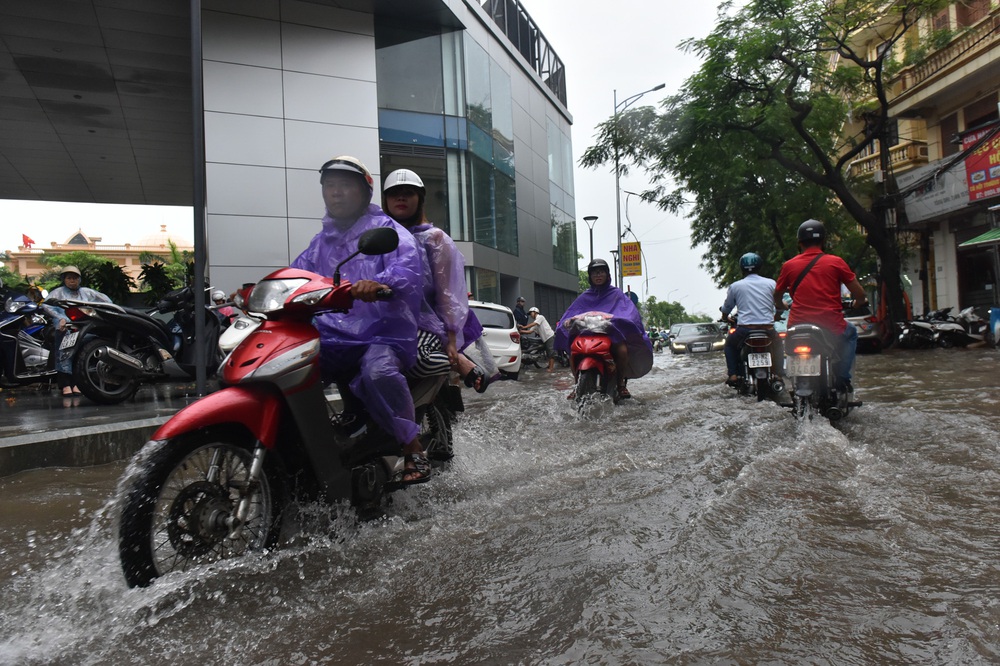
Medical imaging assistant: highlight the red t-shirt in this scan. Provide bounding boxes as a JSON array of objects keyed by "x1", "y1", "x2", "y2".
[{"x1": 775, "y1": 247, "x2": 855, "y2": 334}]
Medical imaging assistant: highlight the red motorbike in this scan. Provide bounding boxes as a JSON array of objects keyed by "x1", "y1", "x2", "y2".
[
  {"x1": 565, "y1": 312, "x2": 620, "y2": 405},
  {"x1": 117, "y1": 228, "x2": 454, "y2": 587}
]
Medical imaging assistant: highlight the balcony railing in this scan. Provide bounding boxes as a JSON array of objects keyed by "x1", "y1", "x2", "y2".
[
  {"x1": 893, "y1": 6, "x2": 1000, "y2": 93},
  {"x1": 475, "y1": 0, "x2": 567, "y2": 106},
  {"x1": 848, "y1": 140, "x2": 929, "y2": 178}
]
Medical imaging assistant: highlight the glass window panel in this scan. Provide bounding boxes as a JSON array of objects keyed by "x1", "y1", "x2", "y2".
[
  {"x1": 442, "y1": 32, "x2": 465, "y2": 116},
  {"x1": 495, "y1": 171, "x2": 517, "y2": 255},
  {"x1": 378, "y1": 109, "x2": 445, "y2": 147},
  {"x1": 447, "y1": 151, "x2": 469, "y2": 241},
  {"x1": 493, "y1": 140, "x2": 514, "y2": 178},
  {"x1": 490, "y1": 58, "x2": 513, "y2": 148},
  {"x1": 468, "y1": 123, "x2": 493, "y2": 164},
  {"x1": 376, "y1": 34, "x2": 444, "y2": 114},
  {"x1": 444, "y1": 116, "x2": 468, "y2": 150},
  {"x1": 464, "y1": 38, "x2": 492, "y2": 132},
  {"x1": 469, "y1": 156, "x2": 495, "y2": 248},
  {"x1": 547, "y1": 117, "x2": 562, "y2": 185},
  {"x1": 473, "y1": 266, "x2": 500, "y2": 304}
]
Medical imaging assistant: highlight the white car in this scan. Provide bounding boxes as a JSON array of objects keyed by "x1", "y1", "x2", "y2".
[{"x1": 469, "y1": 300, "x2": 522, "y2": 379}]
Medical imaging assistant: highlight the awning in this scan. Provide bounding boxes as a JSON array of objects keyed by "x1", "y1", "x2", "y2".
[{"x1": 959, "y1": 228, "x2": 1000, "y2": 247}]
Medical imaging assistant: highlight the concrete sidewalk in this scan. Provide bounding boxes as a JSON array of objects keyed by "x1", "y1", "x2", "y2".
[{"x1": 0, "y1": 381, "x2": 215, "y2": 477}]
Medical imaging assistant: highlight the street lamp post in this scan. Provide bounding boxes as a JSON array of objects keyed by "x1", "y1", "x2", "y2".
[
  {"x1": 583, "y1": 215, "x2": 598, "y2": 263},
  {"x1": 613, "y1": 83, "x2": 665, "y2": 288}
]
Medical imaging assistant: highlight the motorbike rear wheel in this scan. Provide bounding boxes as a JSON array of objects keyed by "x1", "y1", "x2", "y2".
[
  {"x1": 419, "y1": 403, "x2": 453, "y2": 462},
  {"x1": 74, "y1": 337, "x2": 142, "y2": 404},
  {"x1": 118, "y1": 432, "x2": 282, "y2": 587},
  {"x1": 575, "y1": 368, "x2": 600, "y2": 404}
]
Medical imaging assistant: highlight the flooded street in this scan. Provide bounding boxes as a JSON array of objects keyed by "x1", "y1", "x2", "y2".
[{"x1": 1, "y1": 347, "x2": 999, "y2": 665}]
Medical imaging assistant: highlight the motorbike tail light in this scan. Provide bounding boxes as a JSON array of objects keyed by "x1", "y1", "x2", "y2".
[
  {"x1": 65, "y1": 306, "x2": 96, "y2": 321},
  {"x1": 510, "y1": 331, "x2": 521, "y2": 344},
  {"x1": 792, "y1": 345, "x2": 812, "y2": 355}
]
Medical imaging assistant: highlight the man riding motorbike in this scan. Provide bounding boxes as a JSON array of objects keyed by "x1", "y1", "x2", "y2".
[
  {"x1": 290, "y1": 155, "x2": 428, "y2": 484},
  {"x1": 774, "y1": 219, "x2": 868, "y2": 397},
  {"x1": 555, "y1": 258, "x2": 652, "y2": 399},
  {"x1": 721, "y1": 252, "x2": 780, "y2": 386}
]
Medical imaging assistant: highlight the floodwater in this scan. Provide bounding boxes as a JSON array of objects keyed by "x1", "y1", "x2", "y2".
[{"x1": 1, "y1": 347, "x2": 999, "y2": 665}]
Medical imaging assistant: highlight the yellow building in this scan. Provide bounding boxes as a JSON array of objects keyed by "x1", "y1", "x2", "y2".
[
  {"x1": 846, "y1": 0, "x2": 999, "y2": 312},
  {"x1": 5, "y1": 225, "x2": 194, "y2": 286}
]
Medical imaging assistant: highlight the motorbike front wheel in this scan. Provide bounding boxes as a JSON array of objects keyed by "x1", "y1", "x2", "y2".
[
  {"x1": 74, "y1": 337, "x2": 142, "y2": 404},
  {"x1": 118, "y1": 433, "x2": 282, "y2": 587}
]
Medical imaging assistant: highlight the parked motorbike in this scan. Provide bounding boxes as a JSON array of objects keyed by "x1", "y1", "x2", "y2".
[
  {"x1": 0, "y1": 285, "x2": 56, "y2": 388},
  {"x1": 783, "y1": 323, "x2": 861, "y2": 421},
  {"x1": 934, "y1": 306, "x2": 988, "y2": 347},
  {"x1": 520, "y1": 334, "x2": 569, "y2": 369},
  {"x1": 53, "y1": 286, "x2": 224, "y2": 404},
  {"x1": 116, "y1": 228, "x2": 456, "y2": 587},
  {"x1": 565, "y1": 312, "x2": 620, "y2": 406}
]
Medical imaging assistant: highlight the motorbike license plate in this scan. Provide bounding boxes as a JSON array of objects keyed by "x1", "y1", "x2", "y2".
[
  {"x1": 747, "y1": 352, "x2": 771, "y2": 368},
  {"x1": 787, "y1": 354, "x2": 820, "y2": 377},
  {"x1": 59, "y1": 331, "x2": 79, "y2": 350}
]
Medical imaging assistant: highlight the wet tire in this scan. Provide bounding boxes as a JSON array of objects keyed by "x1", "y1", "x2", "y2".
[
  {"x1": 73, "y1": 337, "x2": 141, "y2": 404},
  {"x1": 576, "y1": 368, "x2": 600, "y2": 404},
  {"x1": 118, "y1": 432, "x2": 282, "y2": 588},
  {"x1": 420, "y1": 403, "x2": 453, "y2": 462}
]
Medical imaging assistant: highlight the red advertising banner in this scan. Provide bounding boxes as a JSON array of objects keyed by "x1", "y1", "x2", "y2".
[{"x1": 962, "y1": 122, "x2": 1000, "y2": 202}]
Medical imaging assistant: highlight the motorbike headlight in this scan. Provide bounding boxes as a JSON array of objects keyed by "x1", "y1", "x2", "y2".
[
  {"x1": 246, "y1": 278, "x2": 309, "y2": 313},
  {"x1": 5, "y1": 297, "x2": 23, "y2": 313}
]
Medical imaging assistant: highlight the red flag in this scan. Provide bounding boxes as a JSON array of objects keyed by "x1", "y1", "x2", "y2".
[{"x1": 22, "y1": 234, "x2": 35, "y2": 247}]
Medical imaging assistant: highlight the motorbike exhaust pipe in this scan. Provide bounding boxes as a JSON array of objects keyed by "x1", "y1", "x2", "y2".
[{"x1": 93, "y1": 346, "x2": 145, "y2": 375}]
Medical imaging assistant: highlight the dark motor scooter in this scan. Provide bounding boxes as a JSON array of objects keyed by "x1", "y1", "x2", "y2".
[
  {"x1": 116, "y1": 228, "x2": 455, "y2": 587},
  {"x1": 0, "y1": 281, "x2": 56, "y2": 388},
  {"x1": 53, "y1": 286, "x2": 223, "y2": 404},
  {"x1": 783, "y1": 323, "x2": 862, "y2": 421}
]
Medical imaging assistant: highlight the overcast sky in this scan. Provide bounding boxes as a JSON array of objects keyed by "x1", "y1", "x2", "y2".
[{"x1": 1, "y1": 0, "x2": 733, "y2": 315}]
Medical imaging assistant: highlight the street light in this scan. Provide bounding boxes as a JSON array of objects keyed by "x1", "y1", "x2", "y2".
[
  {"x1": 583, "y1": 216, "x2": 598, "y2": 263},
  {"x1": 609, "y1": 249, "x2": 620, "y2": 284},
  {"x1": 614, "y1": 83, "x2": 665, "y2": 288}
]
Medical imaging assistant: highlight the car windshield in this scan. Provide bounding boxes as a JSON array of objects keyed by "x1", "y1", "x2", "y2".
[
  {"x1": 471, "y1": 306, "x2": 513, "y2": 329},
  {"x1": 689, "y1": 324, "x2": 720, "y2": 336}
]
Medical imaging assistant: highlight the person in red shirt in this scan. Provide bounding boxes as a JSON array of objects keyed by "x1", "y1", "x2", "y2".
[{"x1": 774, "y1": 219, "x2": 868, "y2": 393}]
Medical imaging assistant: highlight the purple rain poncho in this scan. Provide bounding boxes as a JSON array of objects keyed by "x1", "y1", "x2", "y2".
[
  {"x1": 409, "y1": 222, "x2": 470, "y2": 348},
  {"x1": 291, "y1": 205, "x2": 423, "y2": 445},
  {"x1": 291, "y1": 205, "x2": 422, "y2": 367},
  {"x1": 554, "y1": 282, "x2": 653, "y2": 379}
]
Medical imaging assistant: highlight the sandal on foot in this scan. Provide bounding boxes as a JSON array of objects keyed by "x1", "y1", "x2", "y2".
[
  {"x1": 463, "y1": 366, "x2": 491, "y2": 394},
  {"x1": 617, "y1": 385, "x2": 632, "y2": 399},
  {"x1": 567, "y1": 390, "x2": 576, "y2": 400},
  {"x1": 402, "y1": 452, "x2": 432, "y2": 485}
]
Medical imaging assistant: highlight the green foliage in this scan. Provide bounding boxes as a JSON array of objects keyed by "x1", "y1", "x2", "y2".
[
  {"x1": 580, "y1": 0, "x2": 947, "y2": 326},
  {"x1": 90, "y1": 262, "x2": 136, "y2": 303},
  {"x1": 0, "y1": 263, "x2": 27, "y2": 291},
  {"x1": 138, "y1": 262, "x2": 176, "y2": 305},
  {"x1": 138, "y1": 239, "x2": 195, "y2": 303},
  {"x1": 641, "y1": 296, "x2": 710, "y2": 328}
]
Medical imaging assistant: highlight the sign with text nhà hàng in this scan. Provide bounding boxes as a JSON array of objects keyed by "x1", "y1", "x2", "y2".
[{"x1": 621, "y1": 241, "x2": 642, "y2": 277}]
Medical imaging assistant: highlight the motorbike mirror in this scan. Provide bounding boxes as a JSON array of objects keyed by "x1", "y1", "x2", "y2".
[
  {"x1": 332, "y1": 227, "x2": 400, "y2": 286},
  {"x1": 358, "y1": 227, "x2": 399, "y2": 255}
]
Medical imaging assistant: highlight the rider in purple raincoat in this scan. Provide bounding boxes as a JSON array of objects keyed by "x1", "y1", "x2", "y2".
[
  {"x1": 555, "y1": 258, "x2": 653, "y2": 398},
  {"x1": 291, "y1": 156, "x2": 429, "y2": 485}
]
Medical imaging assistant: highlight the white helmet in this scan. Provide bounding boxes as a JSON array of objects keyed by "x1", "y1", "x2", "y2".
[
  {"x1": 211, "y1": 290, "x2": 225, "y2": 301},
  {"x1": 318, "y1": 155, "x2": 374, "y2": 192},
  {"x1": 383, "y1": 168, "x2": 425, "y2": 192},
  {"x1": 528, "y1": 307, "x2": 539, "y2": 314}
]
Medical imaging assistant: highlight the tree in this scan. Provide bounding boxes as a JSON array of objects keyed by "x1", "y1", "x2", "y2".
[
  {"x1": 581, "y1": 0, "x2": 949, "y2": 326},
  {"x1": 36, "y1": 251, "x2": 136, "y2": 301}
]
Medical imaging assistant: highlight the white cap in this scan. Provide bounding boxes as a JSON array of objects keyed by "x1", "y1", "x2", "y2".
[
  {"x1": 528, "y1": 307, "x2": 539, "y2": 314},
  {"x1": 383, "y1": 168, "x2": 425, "y2": 191}
]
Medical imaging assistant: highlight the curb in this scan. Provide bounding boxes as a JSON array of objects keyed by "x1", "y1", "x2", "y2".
[{"x1": 0, "y1": 417, "x2": 168, "y2": 478}]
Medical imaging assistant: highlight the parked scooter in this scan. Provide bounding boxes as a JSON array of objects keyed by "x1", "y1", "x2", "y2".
[
  {"x1": 520, "y1": 334, "x2": 569, "y2": 369},
  {"x1": 934, "y1": 306, "x2": 988, "y2": 347},
  {"x1": 783, "y1": 323, "x2": 862, "y2": 421},
  {"x1": 116, "y1": 228, "x2": 455, "y2": 587},
  {"x1": 565, "y1": 311, "x2": 620, "y2": 406},
  {"x1": 52, "y1": 286, "x2": 223, "y2": 404},
  {"x1": 0, "y1": 282, "x2": 56, "y2": 388}
]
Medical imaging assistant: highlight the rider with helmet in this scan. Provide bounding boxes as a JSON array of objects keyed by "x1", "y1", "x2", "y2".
[
  {"x1": 381, "y1": 167, "x2": 493, "y2": 393},
  {"x1": 291, "y1": 155, "x2": 429, "y2": 484},
  {"x1": 720, "y1": 252, "x2": 780, "y2": 386},
  {"x1": 774, "y1": 219, "x2": 868, "y2": 394},
  {"x1": 554, "y1": 258, "x2": 653, "y2": 399}
]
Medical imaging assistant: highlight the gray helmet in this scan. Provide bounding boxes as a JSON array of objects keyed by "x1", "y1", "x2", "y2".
[
  {"x1": 797, "y1": 219, "x2": 826, "y2": 246},
  {"x1": 587, "y1": 258, "x2": 611, "y2": 285},
  {"x1": 739, "y1": 252, "x2": 762, "y2": 274}
]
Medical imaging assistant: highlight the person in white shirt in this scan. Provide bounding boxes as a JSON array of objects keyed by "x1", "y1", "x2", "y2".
[
  {"x1": 720, "y1": 252, "x2": 779, "y2": 386},
  {"x1": 522, "y1": 306, "x2": 556, "y2": 372}
]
